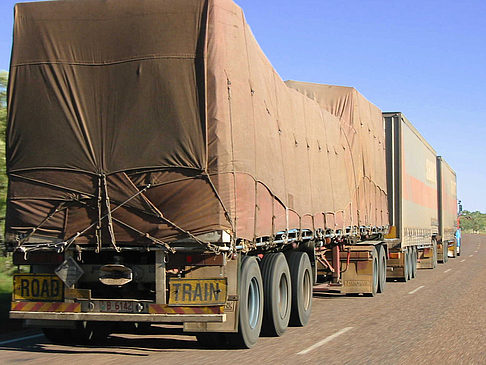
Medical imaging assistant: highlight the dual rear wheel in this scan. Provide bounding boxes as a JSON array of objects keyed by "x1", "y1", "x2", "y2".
[
  {"x1": 368, "y1": 245, "x2": 387, "y2": 297},
  {"x1": 197, "y1": 251, "x2": 312, "y2": 349},
  {"x1": 402, "y1": 247, "x2": 417, "y2": 281},
  {"x1": 377, "y1": 245, "x2": 387, "y2": 294}
]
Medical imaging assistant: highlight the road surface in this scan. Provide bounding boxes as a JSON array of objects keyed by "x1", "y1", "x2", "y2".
[{"x1": 1, "y1": 234, "x2": 485, "y2": 364}]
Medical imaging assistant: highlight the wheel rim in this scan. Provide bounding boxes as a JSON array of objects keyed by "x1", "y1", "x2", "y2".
[
  {"x1": 302, "y1": 268, "x2": 312, "y2": 311},
  {"x1": 277, "y1": 273, "x2": 289, "y2": 319},
  {"x1": 248, "y1": 277, "x2": 260, "y2": 329}
]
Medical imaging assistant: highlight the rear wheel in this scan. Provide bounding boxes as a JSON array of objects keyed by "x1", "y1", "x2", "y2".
[
  {"x1": 432, "y1": 241, "x2": 438, "y2": 269},
  {"x1": 377, "y1": 245, "x2": 387, "y2": 293},
  {"x1": 230, "y1": 256, "x2": 264, "y2": 348},
  {"x1": 440, "y1": 242, "x2": 448, "y2": 263},
  {"x1": 402, "y1": 249, "x2": 409, "y2": 282},
  {"x1": 407, "y1": 247, "x2": 413, "y2": 280},
  {"x1": 286, "y1": 251, "x2": 312, "y2": 326},
  {"x1": 411, "y1": 247, "x2": 417, "y2": 278},
  {"x1": 260, "y1": 253, "x2": 292, "y2": 337},
  {"x1": 365, "y1": 247, "x2": 379, "y2": 296}
]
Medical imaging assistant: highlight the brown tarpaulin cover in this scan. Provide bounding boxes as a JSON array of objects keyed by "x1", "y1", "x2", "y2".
[{"x1": 7, "y1": 0, "x2": 387, "y2": 249}]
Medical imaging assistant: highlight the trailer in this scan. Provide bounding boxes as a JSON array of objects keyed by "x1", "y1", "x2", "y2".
[
  {"x1": 285, "y1": 81, "x2": 389, "y2": 297},
  {"x1": 6, "y1": 0, "x2": 386, "y2": 349},
  {"x1": 383, "y1": 112, "x2": 441, "y2": 280},
  {"x1": 437, "y1": 157, "x2": 458, "y2": 259}
]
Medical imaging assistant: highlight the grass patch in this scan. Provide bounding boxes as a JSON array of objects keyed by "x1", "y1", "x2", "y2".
[{"x1": 0, "y1": 255, "x2": 22, "y2": 333}]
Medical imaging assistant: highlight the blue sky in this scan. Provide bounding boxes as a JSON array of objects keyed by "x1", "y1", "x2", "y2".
[{"x1": 1, "y1": 0, "x2": 485, "y2": 212}]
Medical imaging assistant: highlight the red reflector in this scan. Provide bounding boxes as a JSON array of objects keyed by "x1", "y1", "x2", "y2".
[
  {"x1": 186, "y1": 255, "x2": 193, "y2": 264},
  {"x1": 389, "y1": 252, "x2": 400, "y2": 259},
  {"x1": 257, "y1": 254, "x2": 264, "y2": 259}
]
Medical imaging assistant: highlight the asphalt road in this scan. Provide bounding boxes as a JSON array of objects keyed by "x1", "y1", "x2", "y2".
[{"x1": 1, "y1": 234, "x2": 485, "y2": 365}]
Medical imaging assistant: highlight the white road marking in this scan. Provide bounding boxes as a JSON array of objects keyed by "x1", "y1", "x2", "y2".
[
  {"x1": 444, "y1": 269, "x2": 452, "y2": 273},
  {"x1": 475, "y1": 250, "x2": 478, "y2": 253},
  {"x1": 469, "y1": 254, "x2": 473, "y2": 257},
  {"x1": 460, "y1": 259, "x2": 466, "y2": 262},
  {"x1": 0, "y1": 333, "x2": 44, "y2": 346},
  {"x1": 297, "y1": 327, "x2": 353, "y2": 355},
  {"x1": 408, "y1": 285, "x2": 425, "y2": 295}
]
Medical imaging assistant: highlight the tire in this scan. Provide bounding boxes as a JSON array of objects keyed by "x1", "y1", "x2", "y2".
[
  {"x1": 365, "y1": 247, "x2": 379, "y2": 296},
  {"x1": 260, "y1": 253, "x2": 292, "y2": 337},
  {"x1": 286, "y1": 252, "x2": 312, "y2": 326},
  {"x1": 402, "y1": 249, "x2": 409, "y2": 282},
  {"x1": 439, "y1": 242, "x2": 448, "y2": 263},
  {"x1": 457, "y1": 244, "x2": 461, "y2": 257},
  {"x1": 377, "y1": 245, "x2": 387, "y2": 293},
  {"x1": 230, "y1": 256, "x2": 263, "y2": 348},
  {"x1": 411, "y1": 247, "x2": 417, "y2": 279},
  {"x1": 432, "y1": 241, "x2": 438, "y2": 269},
  {"x1": 407, "y1": 247, "x2": 413, "y2": 280}
]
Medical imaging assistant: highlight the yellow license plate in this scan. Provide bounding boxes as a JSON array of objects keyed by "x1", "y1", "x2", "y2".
[
  {"x1": 13, "y1": 274, "x2": 63, "y2": 301},
  {"x1": 169, "y1": 278, "x2": 227, "y2": 306}
]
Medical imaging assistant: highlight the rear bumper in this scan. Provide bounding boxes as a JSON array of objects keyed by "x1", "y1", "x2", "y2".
[
  {"x1": 10, "y1": 301, "x2": 226, "y2": 323},
  {"x1": 10, "y1": 311, "x2": 225, "y2": 323}
]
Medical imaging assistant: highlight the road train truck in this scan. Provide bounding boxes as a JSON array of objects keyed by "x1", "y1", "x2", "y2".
[{"x1": 6, "y1": 0, "x2": 456, "y2": 349}]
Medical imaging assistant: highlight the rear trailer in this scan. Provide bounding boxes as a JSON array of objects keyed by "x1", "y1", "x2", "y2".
[
  {"x1": 383, "y1": 112, "x2": 441, "y2": 281},
  {"x1": 285, "y1": 82, "x2": 389, "y2": 297}
]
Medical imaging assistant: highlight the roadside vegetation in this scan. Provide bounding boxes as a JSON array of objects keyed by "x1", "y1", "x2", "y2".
[
  {"x1": 0, "y1": 70, "x2": 16, "y2": 331},
  {"x1": 459, "y1": 211, "x2": 486, "y2": 234},
  {"x1": 1, "y1": 70, "x2": 9, "y2": 282}
]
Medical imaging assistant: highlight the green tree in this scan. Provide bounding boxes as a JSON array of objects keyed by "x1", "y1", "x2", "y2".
[{"x1": 459, "y1": 210, "x2": 486, "y2": 233}]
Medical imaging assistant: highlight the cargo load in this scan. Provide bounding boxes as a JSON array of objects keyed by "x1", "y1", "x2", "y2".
[{"x1": 6, "y1": 0, "x2": 387, "y2": 253}]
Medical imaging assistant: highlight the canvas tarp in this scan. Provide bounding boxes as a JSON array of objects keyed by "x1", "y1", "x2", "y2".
[{"x1": 6, "y1": 0, "x2": 387, "y2": 250}]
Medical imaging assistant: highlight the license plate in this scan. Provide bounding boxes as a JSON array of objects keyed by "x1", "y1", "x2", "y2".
[
  {"x1": 169, "y1": 278, "x2": 227, "y2": 306},
  {"x1": 99, "y1": 300, "x2": 134, "y2": 313},
  {"x1": 13, "y1": 274, "x2": 63, "y2": 301}
]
